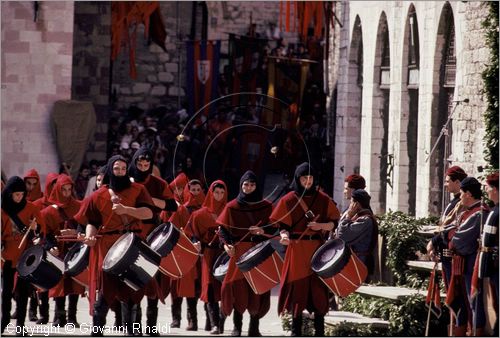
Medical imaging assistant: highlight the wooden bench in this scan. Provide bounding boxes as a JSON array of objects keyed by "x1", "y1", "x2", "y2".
[
  {"x1": 303, "y1": 310, "x2": 389, "y2": 328},
  {"x1": 355, "y1": 284, "x2": 446, "y2": 300},
  {"x1": 406, "y1": 260, "x2": 442, "y2": 272},
  {"x1": 417, "y1": 225, "x2": 438, "y2": 238}
]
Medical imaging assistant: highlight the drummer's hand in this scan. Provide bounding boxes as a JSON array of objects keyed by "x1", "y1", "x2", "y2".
[
  {"x1": 60, "y1": 228, "x2": 78, "y2": 236},
  {"x1": 193, "y1": 241, "x2": 201, "y2": 252},
  {"x1": 32, "y1": 237, "x2": 41, "y2": 245},
  {"x1": 224, "y1": 244, "x2": 235, "y2": 257},
  {"x1": 112, "y1": 203, "x2": 128, "y2": 215},
  {"x1": 49, "y1": 247, "x2": 60, "y2": 257},
  {"x1": 307, "y1": 222, "x2": 323, "y2": 231},
  {"x1": 280, "y1": 230, "x2": 290, "y2": 245},
  {"x1": 426, "y1": 241, "x2": 438, "y2": 262},
  {"x1": 83, "y1": 236, "x2": 97, "y2": 247},
  {"x1": 249, "y1": 226, "x2": 264, "y2": 235}
]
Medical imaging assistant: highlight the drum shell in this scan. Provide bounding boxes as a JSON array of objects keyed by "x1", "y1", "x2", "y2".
[
  {"x1": 147, "y1": 223, "x2": 198, "y2": 279},
  {"x1": 236, "y1": 241, "x2": 283, "y2": 295},
  {"x1": 17, "y1": 245, "x2": 63, "y2": 291},
  {"x1": 311, "y1": 239, "x2": 367, "y2": 297},
  {"x1": 64, "y1": 243, "x2": 90, "y2": 288},
  {"x1": 103, "y1": 233, "x2": 161, "y2": 291},
  {"x1": 213, "y1": 252, "x2": 230, "y2": 282}
]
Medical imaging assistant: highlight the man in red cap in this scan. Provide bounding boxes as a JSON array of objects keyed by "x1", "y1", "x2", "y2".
[{"x1": 340, "y1": 174, "x2": 366, "y2": 225}]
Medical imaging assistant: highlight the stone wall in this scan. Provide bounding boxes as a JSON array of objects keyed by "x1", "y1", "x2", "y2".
[
  {"x1": 330, "y1": 1, "x2": 490, "y2": 216},
  {"x1": 1, "y1": 1, "x2": 74, "y2": 183}
]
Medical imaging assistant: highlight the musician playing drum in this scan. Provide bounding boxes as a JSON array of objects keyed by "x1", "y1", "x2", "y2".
[
  {"x1": 335, "y1": 189, "x2": 378, "y2": 277},
  {"x1": 129, "y1": 146, "x2": 177, "y2": 334},
  {"x1": 74, "y1": 155, "x2": 155, "y2": 336},
  {"x1": 217, "y1": 170, "x2": 273, "y2": 337},
  {"x1": 41, "y1": 174, "x2": 83, "y2": 326},
  {"x1": 270, "y1": 162, "x2": 340, "y2": 337},
  {"x1": 1, "y1": 176, "x2": 45, "y2": 333}
]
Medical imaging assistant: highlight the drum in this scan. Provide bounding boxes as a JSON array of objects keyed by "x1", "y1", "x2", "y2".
[
  {"x1": 213, "y1": 252, "x2": 230, "y2": 282},
  {"x1": 236, "y1": 240, "x2": 284, "y2": 295},
  {"x1": 311, "y1": 239, "x2": 367, "y2": 297},
  {"x1": 103, "y1": 232, "x2": 161, "y2": 291},
  {"x1": 17, "y1": 245, "x2": 64, "y2": 290},
  {"x1": 64, "y1": 243, "x2": 90, "y2": 287},
  {"x1": 147, "y1": 222, "x2": 199, "y2": 279}
]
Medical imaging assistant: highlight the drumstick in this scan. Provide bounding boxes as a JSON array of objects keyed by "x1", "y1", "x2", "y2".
[
  {"x1": 18, "y1": 217, "x2": 36, "y2": 249},
  {"x1": 298, "y1": 214, "x2": 321, "y2": 241}
]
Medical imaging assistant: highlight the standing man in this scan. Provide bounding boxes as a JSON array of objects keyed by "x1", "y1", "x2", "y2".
[
  {"x1": 217, "y1": 171, "x2": 273, "y2": 337},
  {"x1": 129, "y1": 146, "x2": 177, "y2": 335},
  {"x1": 270, "y1": 162, "x2": 340, "y2": 336},
  {"x1": 74, "y1": 155, "x2": 155, "y2": 336},
  {"x1": 446, "y1": 177, "x2": 489, "y2": 336}
]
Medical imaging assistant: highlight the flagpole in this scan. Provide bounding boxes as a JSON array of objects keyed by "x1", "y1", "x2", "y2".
[{"x1": 425, "y1": 261, "x2": 438, "y2": 337}]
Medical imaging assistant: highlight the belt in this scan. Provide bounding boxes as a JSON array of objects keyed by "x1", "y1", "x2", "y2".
[
  {"x1": 100, "y1": 229, "x2": 141, "y2": 236},
  {"x1": 290, "y1": 234, "x2": 322, "y2": 240},
  {"x1": 442, "y1": 249, "x2": 453, "y2": 257}
]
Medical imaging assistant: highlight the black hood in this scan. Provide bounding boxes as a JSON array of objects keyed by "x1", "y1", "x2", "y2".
[
  {"x1": 105, "y1": 155, "x2": 131, "y2": 192},
  {"x1": 129, "y1": 146, "x2": 154, "y2": 182},
  {"x1": 236, "y1": 170, "x2": 262, "y2": 205},
  {"x1": 1, "y1": 176, "x2": 27, "y2": 217},
  {"x1": 292, "y1": 162, "x2": 317, "y2": 196}
]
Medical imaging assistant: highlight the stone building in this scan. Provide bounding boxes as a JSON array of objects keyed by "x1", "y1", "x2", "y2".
[
  {"x1": 329, "y1": 1, "x2": 492, "y2": 217},
  {"x1": 1, "y1": 1, "x2": 493, "y2": 218}
]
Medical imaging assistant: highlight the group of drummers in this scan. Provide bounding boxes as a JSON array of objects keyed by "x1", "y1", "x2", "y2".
[{"x1": 1, "y1": 145, "x2": 498, "y2": 337}]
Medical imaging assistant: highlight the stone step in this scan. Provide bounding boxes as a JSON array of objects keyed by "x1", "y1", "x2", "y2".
[
  {"x1": 355, "y1": 284, "x2": 446, "y2": 300},
  {"x1": 406, "y1": 260, "x2": 442, "y2": 272},
  {"x1": 303, "y1": 310, "x2": 389, "y2": 328}
]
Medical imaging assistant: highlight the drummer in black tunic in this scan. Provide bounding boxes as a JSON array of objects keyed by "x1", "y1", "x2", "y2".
[
  {"x1": 270, "y1": 162, "x2": 340, "y2": 337},
  {"x1": 74, "y1": 155, "x2": 155, "y2": 336},
  {"x1": 129, "y1": 146, "x2": 177, "y2": 334},
  {"x1": 335, "y1": 189, "x2": 378, "y2": 274}
]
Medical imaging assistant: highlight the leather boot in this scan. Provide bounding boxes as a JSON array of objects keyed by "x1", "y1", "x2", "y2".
[
  {"x1": 131, "y1": 304, "x2": 142, "y2": 336},
  {"x1": 112, "y1": 301, "x2": 122, "y2": 327},
  {"x1": 207, "y1": 302, "x2": 221, "y2": 334},
  {"x1": 291, "y1": 315, "x2": 302, "y2": 337},
  {"x1": 453, "y1": 325, "x2": 467, "y2": 337},
  {"x1": 170, "y1": 297, "x2": 182, "y2": 328},
  {"x1": 121, "y1": 301, "x2": 133, "y2": 336},
  {"x1": 313, "y1": 314, "x2": 325, "y2": 337},
  {"x1": 91, "y1": 295, "x2": 109, "y2": 337},
  {"x1": 186, "y1": 297, "x2": 198, "y2": 331},
  {"x1": 248, "y1": 315, "x2": 261, "y2": 337},
  {"x1": 53, "y1": 297, "x2": 67, "y2": 327},
  {"x1": 67, "y1": 294, "x2": 80, "y2": 327},
  {"x1": 219, "y1": 309, "x2": 226, "y2": 334},
  {"x1": 28, "y1": 293, "x2": 38, "y2": 322},
  {"x1": 231, "y1": 311, "x2": 243, "y2": 337},
  {"x1": 35, "y1": 292, "x2": 49, "y2": 324},
  {"x1": 146, "y1": 300, "x2": 159, "y2": 336}
]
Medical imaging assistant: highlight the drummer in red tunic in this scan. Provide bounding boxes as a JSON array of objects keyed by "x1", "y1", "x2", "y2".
[
  {"x1": 168, "y1": 179, "x2": 205, "y2": 331},
  {"x1": 1, "y1": 176, "x2": 45, "y2": 333},
  {"x1": 24, "y1": 168, "x2": 43, "y2": 202},
  {"x1": 33, "y1": 173, "x2": 59, "y2": 210},
  {"x1": 74, "y1": 155, "x2": 155, "y2": 337},
  {"x1": 159, "y1": 172, "x2": 189, "y2": 223},
  {"x1": 129, "y1": 146, "x2": 178, "y2": 335},
  {"x1": 185, "y1": 180, "x2": 228, "y2": 334},
  {"x1": 217, "y1": 170, "x2": 273, "y2": 337},
  {"x1": 270, "y1": 162, "x2": 340, "y2": 337}
]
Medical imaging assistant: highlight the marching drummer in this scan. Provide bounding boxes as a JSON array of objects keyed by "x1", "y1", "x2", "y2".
[
  {"x1": 217, "y1": 170, "x2": 273, "y2": 337},
  {"x1": 335, "y1": 189, "x2": 378, "y2": 277},
  {"x1": 40, "y1": 174, "x2": 83, "y2": 327},
  {"x1": 168, "y1": 179, "x2": 205, "y2": 331},
  {"x1": 1, "y1": 176, "x2": 46, "y2": 333},
  {"x1": 74, "y1": 155, "x2": 156, "y2": 336},
  {"x1": 270, "y1": 162, "x2": 340, "y2": 337},
  {"x1": 129, "y1": 146, "x2": 178, "y2": 334},
  {"x1": 184, "y1": 180, "x2": 228, "y2": 334}
]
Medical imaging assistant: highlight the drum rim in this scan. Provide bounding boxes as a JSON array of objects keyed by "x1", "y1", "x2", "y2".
[
  {"x1": 213, "y1": 252, "x2": 230, "y2": 281},
  {"x1": 64, "y1": 242, "x2": 90, "y2": 276},
  {"x1": 146, "y1": 222, "x2": 180, "y2": 257},
  {"x1": 310, "y1": 238, "x2": 351, "y2": 278},
  {"x1": 16, "y1": 245, "x2": 63, "y2": 289},
  {"x1": 103, "y1": 232, "x2": 138, "y2": 272},
  {"x1": 236, "y1": 240, "x2": 275, "y2": 273},
  {"x1": 17, "y1": 245, "x2": 45, "y2": 276}
]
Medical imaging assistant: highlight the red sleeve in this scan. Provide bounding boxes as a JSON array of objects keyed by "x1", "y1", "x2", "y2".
[
  {"x1": 136, "y1": 185, "x2": 155, "y2": 209},
  {"x1": 216, "y1": 205, "x2": 232, "y2": 229},
  {"x1": 269, "y1": 198, "x2": 293, "y2": 226},
  {"x1": 326, "y1": 199, "x2": 340, "y2": 222},
  {"x1": 73, "y1": 195, "x2": 103, "y2": 226},
  {"x1": 162, "y1": 181, "x2": 174, "y2": 200}
]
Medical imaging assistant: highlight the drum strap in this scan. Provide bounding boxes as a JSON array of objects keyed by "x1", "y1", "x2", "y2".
[{"x1": 8, "y1": 215, "x2": 28, "y2": 236}]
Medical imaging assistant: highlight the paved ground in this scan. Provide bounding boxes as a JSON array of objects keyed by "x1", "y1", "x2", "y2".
[{"x1": 3, "y1": 287, "x2": 287, "y2": 337}]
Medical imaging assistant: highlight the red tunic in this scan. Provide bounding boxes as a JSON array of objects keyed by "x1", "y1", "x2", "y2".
[
  {"x1": 2, "y1": 202, "x2": 45, "y2": 266},
  {"x1": 41, "y1": 199, "x2": 83, "y2": 298},
  {"x1": 269, "y1": 191, "x2": 340, "y2": 317},
  {"x1": 216, "y1": 199, "x2": 273, "y2": 317},
  {"x1": 73, "y1": 183, "x2": 154, "y2": 314},
  {"x1": 169, "y1": 204, "x2": 201, "y2": 298},
  {"x1": 135, "y1": 174, "x2": 174, "y2": 301}
]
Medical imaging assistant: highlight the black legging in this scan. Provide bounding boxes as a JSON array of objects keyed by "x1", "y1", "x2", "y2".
[{"x1": 1, "y1": 261, "x2": 15, "y2": 332}]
